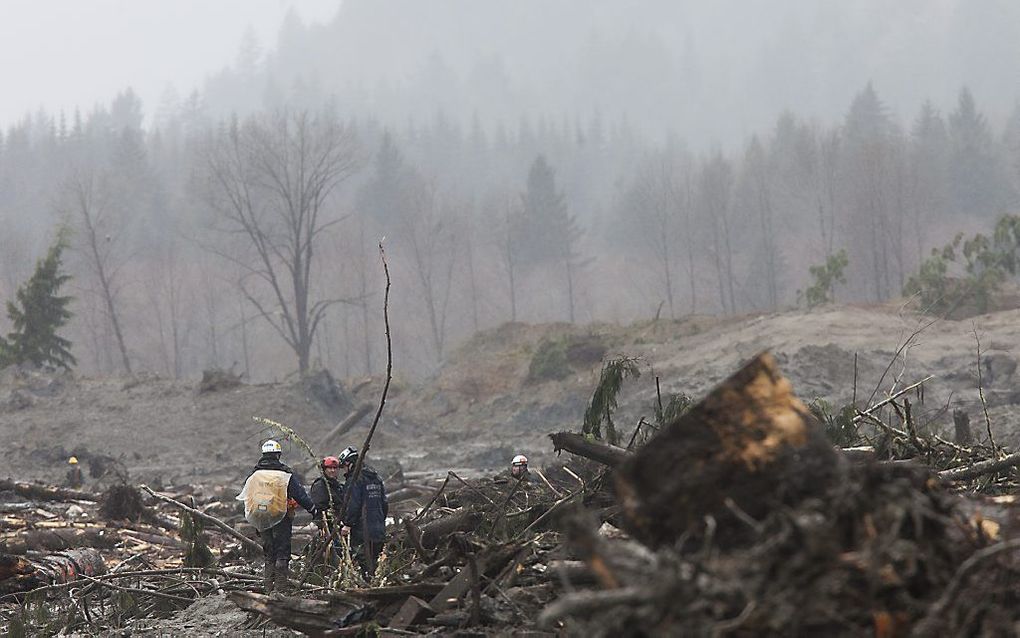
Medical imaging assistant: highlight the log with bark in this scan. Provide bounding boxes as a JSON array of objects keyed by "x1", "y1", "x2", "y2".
[
  {"x1": 615, "y1": 352, "x2": 846, "y2": 547},
  {"x1": 228, "y1": 590, "x2": 370, "y2": 635},
  {"x1": 418, "y1": 510, "x2": 482, "y2": 550},
  {"x1": 0, "y1": 547, "x2": 106, "y2": 595},
  {"x1": 0, "y1": 527, "x2": 119, "y2": 554},
  {"x1": 0, "y1": 479, "x2": 95, "y2": 503},
  {"x1": 548, "y1": 432, "x2": 629, "y2": 467},
  {"x1": 939, "y1": 450, "x2": 1020, "y2": 482}
]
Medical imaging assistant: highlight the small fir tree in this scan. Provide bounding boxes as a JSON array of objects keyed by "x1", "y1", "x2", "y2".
[
  {"x1": 804, "y1": 249, "x2": 849, "y2": 308},
  {"x1": 0, "y1": 231, "x2": 76, "y2": 369}
]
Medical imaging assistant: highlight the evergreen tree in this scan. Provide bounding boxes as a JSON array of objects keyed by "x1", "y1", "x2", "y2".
[
  {"x1": 519, "y1": 155, "x2": 584, "y2": 320},
  {"x1": 520, "y1": 155, "x2": 574, "y2": 263},
  {"x1": 949, "y1": 87, "x2": 1007, "y2": 216},
  {"x1": 0, "y1": 231, "x2": 76, "y2": 370},
  {"x1": 357, "y1": 131, "x2": 414, "y2": 229}
]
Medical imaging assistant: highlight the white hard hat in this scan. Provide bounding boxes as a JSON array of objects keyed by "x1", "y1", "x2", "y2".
[
  {"x1": 261, "y1": 439, "x2": 282, "y2": 454},
  {"x1": 512, "y1": 454, "x2": 528, "y2": 466}
]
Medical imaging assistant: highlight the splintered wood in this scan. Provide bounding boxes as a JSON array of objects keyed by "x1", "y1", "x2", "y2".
[{"x1": 616, "y1": 352, "x2": 842, "y2": 547}]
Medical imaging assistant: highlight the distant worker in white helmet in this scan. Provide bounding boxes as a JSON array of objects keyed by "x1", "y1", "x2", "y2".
[
  {"x1": 66, "y1": 456, "x2": 84, "y2": 489},
  {"x1": 510, "y1": 454, "x2": 530, "y2": 481},
  {"x1": 237, "y1": 439, "x2": 319, "y2": 592}
]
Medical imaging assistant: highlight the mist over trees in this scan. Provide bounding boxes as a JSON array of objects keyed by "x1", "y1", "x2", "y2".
[{"x1": 3, "y1": 2, "x2": 1020, "y2": 381}]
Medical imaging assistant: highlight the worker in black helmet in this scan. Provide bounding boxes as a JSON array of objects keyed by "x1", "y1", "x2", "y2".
[{"x1": 338, "y1": 445, "x2": 388, "y2": 580}]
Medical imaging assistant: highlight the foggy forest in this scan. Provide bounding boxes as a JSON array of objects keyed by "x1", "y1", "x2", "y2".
[
  {"x1": 4, "y1": 0, "x2": 1020, "y2": 381},
  {"x1": 10, "y1": 2, "x2": 1020, "y2": 636}
]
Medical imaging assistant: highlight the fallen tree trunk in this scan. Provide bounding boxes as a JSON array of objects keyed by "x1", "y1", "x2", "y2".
[
  {"x1": 616, "y1": 352, "x2": 845, "y2": 548},
  {"x1": 119, "y1": 529, "x2": 186, "y2": 549},
  {"x1": 319, "y1": 403, "x2": 374, "y2": 450},
  {"x1": 939, "y1": 450, "x2": 1020, "y2": 482},
  {"x1": 419, "y1": 510, "x2": 482, "y2": 550},
  {"x1": 141, "y1": 484, "x2": 262, "y2": 555},
  {"x1": 228, "y1": 591, "x2": 366, "y2": 635},
  {"x1": 0, "y1": 528, "x2": 119, "y2": 554},
  {"x1": 549, "y1": 432, "x2": 629, "y2": 467},
  {"x1": 0, "y1": 479, "x2": 95, "y2": 503},
  {"x1": 0, "y1": 548, "x2": 106, "y2": 595},
  {"x1": 388, "y1": 486, "x2": 428, "y2": 505}
]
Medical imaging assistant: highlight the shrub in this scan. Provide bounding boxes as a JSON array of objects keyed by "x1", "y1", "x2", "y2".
[
  {"x1": 526, "y1": 334, "x2": 607, "y2": 384},
  {"x1": 526, "y1": 338, "x2": 571, "y2": 383},
  {"x1": 804, "y1": 250, "x2": 848, "y2": 308},
  {"x1": 904, "y1": 214, "x2": 1020, "y2": 317}
]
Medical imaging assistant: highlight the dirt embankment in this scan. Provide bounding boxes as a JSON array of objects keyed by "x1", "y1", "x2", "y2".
[{"x1": 2, "y1": 305, "x2": 1019, "y2": 486}]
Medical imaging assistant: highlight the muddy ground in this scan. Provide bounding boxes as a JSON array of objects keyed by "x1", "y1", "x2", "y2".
[{"x1": 2, "y1": 304, "x2": 1018, "y2": 488}]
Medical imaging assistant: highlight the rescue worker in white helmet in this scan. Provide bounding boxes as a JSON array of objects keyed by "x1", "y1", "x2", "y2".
[
  {"x1": 510, "y1": 454, "x2": 530, "y2": 481},
  {"x1": 238, "y1": 440, "x2": 318, "y2": 592}
]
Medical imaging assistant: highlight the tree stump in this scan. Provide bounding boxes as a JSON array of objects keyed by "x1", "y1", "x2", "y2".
[{"x1": 616, "y1": 352, "x2": 845, "y2": 548}]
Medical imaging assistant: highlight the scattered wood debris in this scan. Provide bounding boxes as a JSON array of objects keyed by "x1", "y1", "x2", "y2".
[{"x1": 4, "y1": 351, "x2": 1020, "y2": 635}]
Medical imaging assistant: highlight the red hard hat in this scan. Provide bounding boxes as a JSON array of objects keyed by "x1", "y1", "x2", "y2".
[{"x1": 322, "y1": 456, "x2": 340, "y2": 468}]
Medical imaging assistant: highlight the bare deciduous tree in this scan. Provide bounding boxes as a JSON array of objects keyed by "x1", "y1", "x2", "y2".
[
  {"x1": 144, "y1": 244, "x2": 188, "y2": 378},
  {"x1": 402, "y1": 179, "x2": 458, "y2": 363},
  {"x1": 627, "y1": 151, "x2": 685, "y2": 318},
  {"x1": 67, "y1": 170, "x2": 133, "y2": 374},
  {"x1": 202, "y1": 110, "x2": 360, "y2": 374},
  {"x1": 700, "y1": 153, "x2": 737, "y2": 314}
]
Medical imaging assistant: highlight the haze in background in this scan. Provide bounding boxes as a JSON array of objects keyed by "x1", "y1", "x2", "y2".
[
  {"x1": 0, "y1": 0, "x2": 338, "y2": 126},
  {"x1": 3, "y1": 1, "x2": 1020, "y2": 382}
]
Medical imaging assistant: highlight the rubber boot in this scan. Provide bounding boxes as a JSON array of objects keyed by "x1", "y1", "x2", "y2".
[
  {"x1": 263, "y1": 561, "x2": 275, "y2": 593},
  {"x1": 274, "y1": 559, "x2": 291, "y2": 593}
]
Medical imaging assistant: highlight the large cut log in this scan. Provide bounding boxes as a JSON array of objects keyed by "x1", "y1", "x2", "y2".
[
  {"x1": 0, "y1": 479, "x2": 95, "y2": 502},
  {"x1": 228, "y1": 590, "x2": 368, "y2": 635},
  {"x1": 0, "y1": 528, "x2": 119, "y2": 554},
  {"x1": 418, "y1": 510, "x2": 482, "y2": 550},
  {"x1": 549, "y1": 432, "x2": 629, "y2": 467},
  {"x1": 616, "y1": 352, "x2": 845, "y2": 548},
  {"x1": 0, "y1": 548, "x2": 106, "y2": 595}
]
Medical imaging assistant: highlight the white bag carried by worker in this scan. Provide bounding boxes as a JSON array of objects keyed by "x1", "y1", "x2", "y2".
[{"x1": 237, "y1": 469, "x2": 291, "y2": 531}]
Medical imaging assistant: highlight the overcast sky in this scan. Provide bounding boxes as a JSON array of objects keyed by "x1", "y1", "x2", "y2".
[{"x1": 0, "y1": 0, "x2": 339, "y2": 127}]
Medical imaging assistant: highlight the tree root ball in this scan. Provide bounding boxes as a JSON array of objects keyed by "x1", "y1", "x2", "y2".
[{"x1": 99, "y1": 483, "x2": 145, "y2": 521}]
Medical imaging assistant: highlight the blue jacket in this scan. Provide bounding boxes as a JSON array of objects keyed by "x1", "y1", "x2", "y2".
[
  {"x1": 343, "y1": 465, "x2": 388, "y2": 542},
  {"x1": 251, "y1": 454, "x2": 316, "y2": 514}
]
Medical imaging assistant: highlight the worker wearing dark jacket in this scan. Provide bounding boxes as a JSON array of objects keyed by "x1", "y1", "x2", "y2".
[
  {"x1": 245, "y1": 440, "x2": 317, "y2": 592},
  {"x1": 310, "y1": 456, "x2": 345, "y2": 528},
  {"x1": 338, "y1": 446, "x2": 388, "y2": 579}
]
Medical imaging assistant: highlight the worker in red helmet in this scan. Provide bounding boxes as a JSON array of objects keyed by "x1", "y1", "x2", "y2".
[{"x1": 310, "y1": 456, "x2": 345, "y2": 530}]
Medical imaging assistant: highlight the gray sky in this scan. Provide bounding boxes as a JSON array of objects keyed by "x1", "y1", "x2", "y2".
[{"x1": 0, "y1": 0, "x2": 339, "y2": 127}]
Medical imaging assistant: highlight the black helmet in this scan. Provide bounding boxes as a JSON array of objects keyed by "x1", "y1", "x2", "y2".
[{"x1": 338, "y1": 446, "x2": 359, "y2": 466}]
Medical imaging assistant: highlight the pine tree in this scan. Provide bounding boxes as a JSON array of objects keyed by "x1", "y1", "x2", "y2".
[
  {"x1": 519, "y1": 155, "x2": 584, "y2": 320},
  {"x1": 520, "y1": 155, "x2": 575, "y2": 264},
  {"x1": 0, "y1": 231, "x2": 76, "y2": 370}
]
